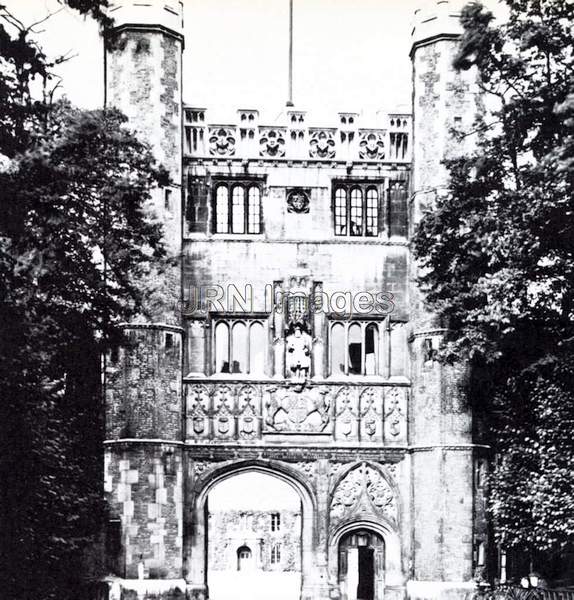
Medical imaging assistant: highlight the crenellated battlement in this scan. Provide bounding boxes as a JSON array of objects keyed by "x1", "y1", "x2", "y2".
[{"x1": 183, "y1": 106, "x2": 411, "y2": 163}]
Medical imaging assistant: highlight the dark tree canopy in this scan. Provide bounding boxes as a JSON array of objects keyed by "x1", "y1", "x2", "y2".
[
  {"x1": 412, "y1": 0, "x2": 574, "y2": 561},
  {"x1": 0, "y1": 4, "x2": 169, "y2": 599}
]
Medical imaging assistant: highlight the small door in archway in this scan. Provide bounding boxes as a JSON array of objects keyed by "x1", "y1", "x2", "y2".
[
  {"x1": 338, "y1": 530, "x2": 384, "y2": 600},
  {"x1": 237, "y1": 545, "x2": 252, "y2": 571}
]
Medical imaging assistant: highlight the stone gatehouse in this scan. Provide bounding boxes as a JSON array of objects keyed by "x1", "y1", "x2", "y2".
[{"x1": 102, "y1": 1, "x2": 488, "y2": 599}]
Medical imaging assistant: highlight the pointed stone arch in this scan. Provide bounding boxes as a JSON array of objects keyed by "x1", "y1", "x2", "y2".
[
  {"x1": 327, "y1": 462, "x2": 403, "y2": 592},
  {"x1": 328, "y1": 518, "x2": 403, "y2": 591},
  {"x1": 185, "y1": 458, "x2": 319, "y2": 600},
  {"x1": 329, "y1": 461, "x2": 400, "y2": 531}
]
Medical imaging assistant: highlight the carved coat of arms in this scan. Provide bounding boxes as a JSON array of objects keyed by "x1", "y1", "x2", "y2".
[{"x1": 264, "y1": 387, "x2": 330, "y2": 433}]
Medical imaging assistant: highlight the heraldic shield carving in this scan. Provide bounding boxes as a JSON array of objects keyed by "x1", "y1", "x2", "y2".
[{"x1": 264, "y1": 386, "x2": 331, "y2": 433}]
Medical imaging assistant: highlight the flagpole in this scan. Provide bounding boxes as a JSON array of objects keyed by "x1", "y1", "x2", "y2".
[{"x1": 287, "y1": 0, "x2": 294, "y2": 106}]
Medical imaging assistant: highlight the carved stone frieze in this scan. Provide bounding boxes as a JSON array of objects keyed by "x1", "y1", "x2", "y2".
[
  {"x1": 329, "y1": 462, "x2": 397, "y2": 528},
  {"x1": 184, "y1": 382, "x2": 408, "y2": 445},
  {"x1": 334, "y1": 387, "x2": 358, "y2": 440},
  {"x1": 330, "y1": 466, "x2": 363, "y2": 520},
  {"x1": 286, "y1": 188, "x2": 310, "y2": 214},
  {"x1": 193, "y1": 461, "x2": 213, "y2": 479},
  {"x1": 237, "y1": 385, "x2": 260, "y2": 440},
  {"x1": 259, "y1": 127, "x2": 286, "y2": 157},
  {"x1": 208, "y1": 127, "x2": 236, "y2": 156},
  {"x1": 359, "y1": 387, "x2": 383, "y2": 442},
  {"x1": 365, "y1": 465, "x2": 395, "y2": 512},
  {"x1": 383, "y1": 387, "x2": 407, "y2": 443},
  {"x1": 358, "y1": 129, "x2": 386, "y2": 160},
  {"x1": 186, "y1": 384, "x2": 210, "y2": 439},
  {"x1": 213, "y1": 385, "x2": 235, "y2": 439},
  {"x1": 264, "y1": 385, "x2": 331, "y2": 433},
  {"x1": 309, "y1": 129, "x2": 336, "y2": 159},
  {"x1": 292, "y1": 460, "x2": 316, "y2": 481}
]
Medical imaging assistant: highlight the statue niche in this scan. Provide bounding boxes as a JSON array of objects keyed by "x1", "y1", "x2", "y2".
[{"x1": 285, "y1": 321, "x2": 312, "y2": 382}]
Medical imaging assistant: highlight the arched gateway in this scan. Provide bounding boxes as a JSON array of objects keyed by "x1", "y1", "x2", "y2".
[{"x1": 188, "y1": 460, "x2": 317, "y2": 598}]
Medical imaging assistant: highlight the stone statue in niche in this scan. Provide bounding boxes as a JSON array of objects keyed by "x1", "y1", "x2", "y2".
[
  {"x1": 287, "y1": 189, "x2": 310, "y2": 214},
  {"x1": 285, "y1": 322, "x2": 312, "y2": 381}
]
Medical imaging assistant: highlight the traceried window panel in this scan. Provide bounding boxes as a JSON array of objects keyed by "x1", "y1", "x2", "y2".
[
  {"x1": 213, "y1": 180, "x2": 263, "y2": 234},
  {"x1": 330, "y1": 322, "x2": 346, "y2": 375},
  {"x1": 249, "y1": 322, "x2": 265, "y2": 375},
  {"x1": 389, "y1": 321, "x2": 407, "y2": 377},
  {"x1": 332, "y1": 182, "x2": 382, "y2": 237},
  {"x1": 213, "y1": 318, "x2": 268, "y2": 375},
  {"x1": 334, "y1": 188, "x2": 347, "y2": 235},
  {"x1": 328, "y1": 319, "x2": 407, "y2": 378},
  {"x1": 215, "y1": 186, "x2": 229, "y2": 233}
]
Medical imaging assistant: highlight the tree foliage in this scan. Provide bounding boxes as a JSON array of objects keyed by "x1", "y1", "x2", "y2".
[
  {"x1": 0, "y1": 4, "x2": 168, "y2": 599},
  {"x1": 411, "y1": 0, "x2": 574, "y2": 559}
]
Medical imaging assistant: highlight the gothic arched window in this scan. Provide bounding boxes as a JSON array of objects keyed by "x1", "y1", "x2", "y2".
[
  {"x1": 215, "y1": 185, "x2": 229, "y2": 233},
  {"x1": 214, "y1": 321, "x2": 230, "y2": 373},
  {"x1": 213, "y1": 180, "x2": 263, "y2": 234},
  {"x1": 328, "y1": 319, "x2": 406, "y2": 377},
  {"x1": 333, "y1": 182, "x2": 381, "y2": 237},
  {"x1": 249, "y1": 322, "x2": 265, "y2": 375},
  {"x1": 366, "y1": 187, "x2": 379, "y2": 236},
  {"x1": 214, "y1": 318, "x2": 268, "y2": 375},
  {"x1": 247, "y1": 187, "x2": 261, "y2": 233},
  {"x1": 231, "y1": 186, "x2": 245, "y2": 234}
]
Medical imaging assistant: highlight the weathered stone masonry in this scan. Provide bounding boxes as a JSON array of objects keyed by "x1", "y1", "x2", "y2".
[{"x1": 102, "y1": 2, "x2": 489, "y2": 599}]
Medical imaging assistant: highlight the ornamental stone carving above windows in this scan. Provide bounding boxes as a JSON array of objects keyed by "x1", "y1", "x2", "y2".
[
  {"x1": 329, "y1": 462, "x2": 397, "y2": 526},
  {"x1": 259, "y1": 128, "x2": 286, "y2": 157},
  {"x1": 309, "y1": 129, "x2": 336, "y2": 159},
  {"x1": 208, "y1": 127, "x2": 236, "y2": 156},
  {"x1": 358, "y1": 130, "x2": 386, "y2": 160},
  {"x1": 286, "y1": 188, "x2": 310, "y2": 214},
  {"x1": 384, "y1": 386, "x2": 407, "y2": 443}
]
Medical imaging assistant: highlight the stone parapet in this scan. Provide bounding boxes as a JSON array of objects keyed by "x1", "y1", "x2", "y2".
[{"x1": 183, "y1": 107, "x2": 411, "y2": 164}]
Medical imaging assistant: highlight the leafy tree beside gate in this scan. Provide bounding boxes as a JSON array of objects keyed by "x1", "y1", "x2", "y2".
[
  {"x1": 412, "y1": 0, "x2": 574, "y2": 581},
  {"x1": 0, "y1": 4, "x2": 169, "y2": 599}
]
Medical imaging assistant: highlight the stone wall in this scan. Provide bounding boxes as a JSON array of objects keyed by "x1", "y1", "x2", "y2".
[
  {"x1": 208, "y1": 510, "x2": 302, "y2": 572},
  {"x1": 104, "y1": 443, "x2": 184, "y2": 579},
  {"x1": 106, "y1": 326, "x2": 183, "y2": 440}
]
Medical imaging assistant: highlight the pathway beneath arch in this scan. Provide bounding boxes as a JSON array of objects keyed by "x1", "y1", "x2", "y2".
[{"x1": 207, "y1": 471, "x2": 303, "y2": 600}]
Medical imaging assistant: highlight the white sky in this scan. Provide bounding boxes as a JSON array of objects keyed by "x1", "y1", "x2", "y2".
[
  {"x1": 5, "y1": 0, "x2": 424, "y2": 114},
  {"x1": 208, "y1": 472, "x2": 301, "y2": 511},
  {"x1": 4, "y1": 0, "x2": 504, "y2": 115}
]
